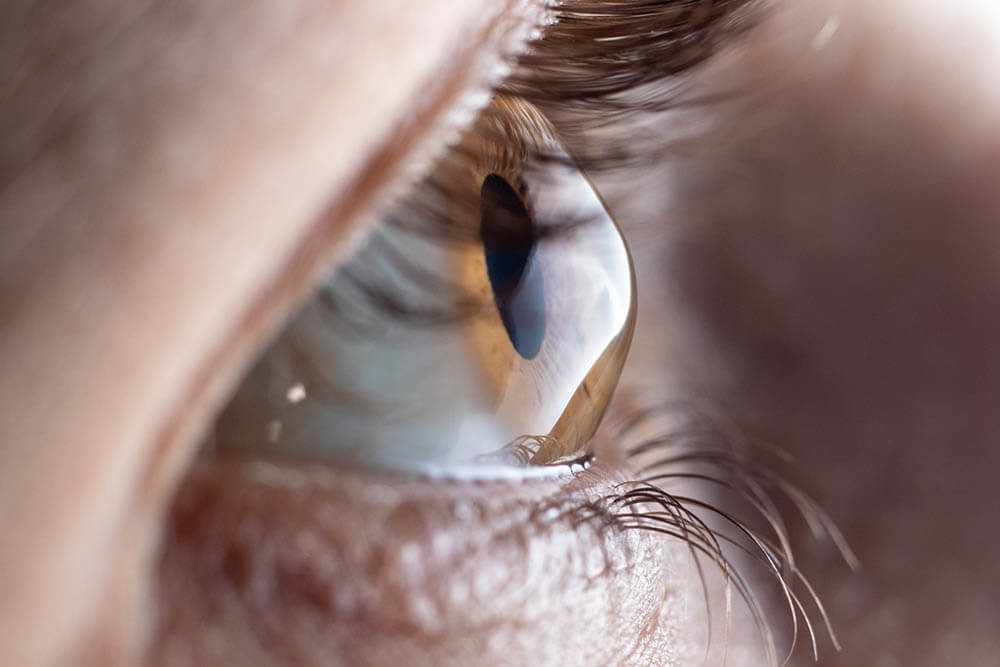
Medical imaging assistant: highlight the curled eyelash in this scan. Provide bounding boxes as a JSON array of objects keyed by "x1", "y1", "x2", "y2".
[
  {"x1": 384, "y1": 0, "x2": 761, "y2": 240},
  {"x1": 554, "y1": 402, "x2": 858, "y2": 666},
  {"x1": 505, "y1": 0, "x2": 756, "y2": 112},
  {"x1": 502, "y1": 0, "x2": 761, "y2": 170}
]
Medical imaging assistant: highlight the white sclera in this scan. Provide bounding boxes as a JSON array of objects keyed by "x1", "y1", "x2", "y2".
[{"x1": 213, "y1": 152, "x2": 634, "y2": 478}]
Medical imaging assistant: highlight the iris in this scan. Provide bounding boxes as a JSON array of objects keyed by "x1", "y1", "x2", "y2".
[{"x1": 480, "y1": 174, "x2": 546, "y2": 360}]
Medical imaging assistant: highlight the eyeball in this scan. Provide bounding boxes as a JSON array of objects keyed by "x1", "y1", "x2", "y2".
[{"x1": 210, "y1": 98, "x2": 635, "y2": 478}]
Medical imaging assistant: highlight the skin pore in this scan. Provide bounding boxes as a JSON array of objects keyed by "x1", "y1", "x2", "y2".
[{"x1": 2, "y1": 0, "x2": 1000, "y2": 665}]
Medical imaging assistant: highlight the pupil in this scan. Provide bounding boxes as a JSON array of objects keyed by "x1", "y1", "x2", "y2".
[{"x1": 480, "y1": 174, "x2": 546, "y2": 360}]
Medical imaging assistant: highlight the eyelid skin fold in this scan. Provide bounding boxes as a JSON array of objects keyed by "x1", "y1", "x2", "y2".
[{"x1": 0, "y1": 1, "x2": 548, "y2": 664}]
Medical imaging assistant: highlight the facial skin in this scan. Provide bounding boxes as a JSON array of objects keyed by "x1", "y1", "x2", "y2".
[{"x1": 2, "y1": 0, "x2": 999, "y2": 665}]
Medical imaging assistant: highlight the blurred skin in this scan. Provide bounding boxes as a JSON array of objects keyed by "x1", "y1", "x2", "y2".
[{"x1": 1, "y1": 0, "x2": 999, "y2": 665}]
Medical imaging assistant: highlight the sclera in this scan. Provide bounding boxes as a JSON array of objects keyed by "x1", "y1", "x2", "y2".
[{"x1": 211, "y1": 98, "x2": 635, "y2": 478}]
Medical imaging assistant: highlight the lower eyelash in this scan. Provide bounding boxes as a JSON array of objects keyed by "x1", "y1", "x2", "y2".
[{"x1": 561, "y1": 402, "x2": 858, "y2": 666}]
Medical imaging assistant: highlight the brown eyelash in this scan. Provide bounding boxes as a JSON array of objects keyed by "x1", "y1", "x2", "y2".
[
  {"x1": 559, "y1": 402, "x2": 859, "y2": 666},
  {"x1": 384, "y1": 0, "x2": 762, "y2": 244},
  {"x1": 502, "y1": 0, "x2": 760, "y2": 169},
  {"x1": 505, "y1": 0, "x2": 757, "y2": 110}
]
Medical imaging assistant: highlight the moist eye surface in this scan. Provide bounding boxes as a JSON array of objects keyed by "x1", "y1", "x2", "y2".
[
  {"x1": 207, "y1": 98, "x2": 635, "y2": 478},
  {"x1": 480, "y1": 173, "x2": 546, "y2": 360}
]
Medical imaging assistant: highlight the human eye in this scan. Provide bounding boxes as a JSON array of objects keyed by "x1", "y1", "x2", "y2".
[
  {"x1": 210, "y1": 97, "x2": 636, "y2": 477},
  {"x1": 141, "y1": 4, "x2": 863, "y2": 666},
  {"x1": 11, "y1": 1, "x2": 951, "y2": 665}
]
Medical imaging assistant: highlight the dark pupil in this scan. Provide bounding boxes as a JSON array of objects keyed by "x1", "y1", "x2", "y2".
[{"x1": 480, "y1": 174, "x2": 546, "y2": 360}]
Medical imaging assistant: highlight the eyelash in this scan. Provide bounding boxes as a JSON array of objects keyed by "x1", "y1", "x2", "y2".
[
  {"x1": 609, "y1": 403, "x2": 858, "y2": 663},
  {"x1": 503, "y1": 0, "x2": 758, "y2": 167}
]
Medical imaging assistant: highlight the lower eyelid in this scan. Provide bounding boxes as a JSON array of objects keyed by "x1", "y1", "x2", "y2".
[{"x1": 147, "y1": 435, "x2": 690, "y2": 666}]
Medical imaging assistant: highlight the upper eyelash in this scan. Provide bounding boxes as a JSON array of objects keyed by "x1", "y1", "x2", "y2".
[
  {"x1": 506, "y1": 0, "x2": 755, "y2": 111},
  {"x1": 379, "y1": 0, "x2": 760, "y2": 247},
  {"x1": 502, "y1": 0, "x2": 759, "y2": 169}
]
